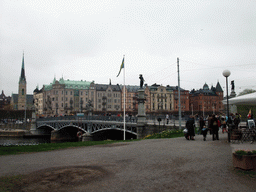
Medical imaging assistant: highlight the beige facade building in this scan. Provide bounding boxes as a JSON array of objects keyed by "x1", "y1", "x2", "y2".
[
  {"x1": 37, "y1": 78, "x2": 122, "y2": 116},
  {"x1": 33, "y1": 87, "x2": 44, "y2": 116},
  {"x1": 149, "y1": 84, "x2": 174, "y2": 114},
  {"x1": 41, "y1": 78, "x2": 91, "y2": 116},
  {"x1": 90, "y1": 82, "x2": 122, "y2": 114}
]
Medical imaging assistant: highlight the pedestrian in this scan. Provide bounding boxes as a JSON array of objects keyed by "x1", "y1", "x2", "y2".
[
  {"x1": 185, "y1": 115, "x2": 195, "y2": 140},
  {"x1": 202, "y1": 126, "x2": 208, "y2": 141},
  {"x1": 221, "y1": 117, "x2": 227, "y2": 133},
  {"x1": 198, "y1": 116, "x2": 205, "y2": 135},
  {"x1": 208, "y1": 115, "x2": 213, "y2": 135},
  {"x1": 166, "y1": 114, "x2": 169, "y2": 124},
  {"x1": 233, "y1": 113, "x2": 240, "y2": 129},
  {"x1": 211, "y1": 115, "x2": 219, "y2": 140}
]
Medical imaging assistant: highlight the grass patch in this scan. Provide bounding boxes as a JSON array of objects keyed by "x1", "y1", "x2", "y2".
[
  {"x1": 0, "y1": 139, "x2": 139, "y2": 156},
  {"x1": 234, "y1": 169, "x2": 256, "y2": 179},
  {"x1": 144, "y1": 129, "x2": 184, "y2": 139}
]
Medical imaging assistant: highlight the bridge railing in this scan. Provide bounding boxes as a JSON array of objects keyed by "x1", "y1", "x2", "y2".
[
  {"x1": 36, "y1": 115, "x2": 187, "y2": 124},
  {"x1": 36, "y1": 115, "x2": 138, "y2": 123}
]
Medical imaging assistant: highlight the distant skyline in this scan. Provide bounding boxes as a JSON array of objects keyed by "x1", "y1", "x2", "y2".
[{"x1": 1, "y1": 0, "x2": 256, "y2": 96}]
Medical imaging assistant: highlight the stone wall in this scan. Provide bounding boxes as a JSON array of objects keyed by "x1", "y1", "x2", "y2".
[{"x1": 0, "y1": 122, "x2": 31, "y2": 130}]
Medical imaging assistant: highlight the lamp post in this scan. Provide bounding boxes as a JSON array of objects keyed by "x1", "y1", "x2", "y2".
[{"x1": 223, "y1": 69, "x2": 231, "y2": 142}]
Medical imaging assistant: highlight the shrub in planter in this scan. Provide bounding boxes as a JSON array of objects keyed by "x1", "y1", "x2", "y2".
[{"x1": 233, "y1": 150, "x2": 256, "y2": 171}]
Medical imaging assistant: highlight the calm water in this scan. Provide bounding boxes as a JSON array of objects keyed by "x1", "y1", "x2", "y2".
[{"x1": 0, "y1": 137, "x2": 51, "y2": 146}]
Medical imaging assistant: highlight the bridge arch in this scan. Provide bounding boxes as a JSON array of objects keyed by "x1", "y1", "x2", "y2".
[
  {"x1": 57, "y1": 125, "x2": 87, "y2": 133},
  {"x1": 92, "y1": 127, "x2": 137, "y2": 135},
  {"x1": 37, "y1": 124, "x2": 56, "y2": 130}
]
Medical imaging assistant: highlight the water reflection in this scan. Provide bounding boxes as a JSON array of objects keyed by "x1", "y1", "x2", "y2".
[{"x1": 0, "y1": 137, "x2": 51, "y2": 146}]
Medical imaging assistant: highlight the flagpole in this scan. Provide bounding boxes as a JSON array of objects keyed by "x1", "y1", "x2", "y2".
[{"x1": 123, "y1": 55, "x2": 126, "y2": 140}]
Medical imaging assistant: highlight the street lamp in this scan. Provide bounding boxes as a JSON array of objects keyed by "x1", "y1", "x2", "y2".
[{"x1": 223, "y1": 69, "x2": 231, "y2": 142}]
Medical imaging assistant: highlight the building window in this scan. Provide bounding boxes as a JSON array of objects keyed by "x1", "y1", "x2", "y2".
[
  {"x1": 70, "y1": 91, "x2": 72, "y2": 95},
  {"x1": 22, "y1": 89, "x2": 24, "y2": 95}
]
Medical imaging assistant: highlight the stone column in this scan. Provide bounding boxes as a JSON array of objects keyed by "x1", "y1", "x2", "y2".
[
  {"x1": 30, "y1": 111, "x2": 38, "y2": 135},
  {"x1": 137, "y1": 89, "x2": 146, "y2": 124},
  {"x1": 82, "y1": 132, "x2": 93, "y2": 141},
  {"x1": 137, "y1": 88, "x2": 147, "y2": 139}
]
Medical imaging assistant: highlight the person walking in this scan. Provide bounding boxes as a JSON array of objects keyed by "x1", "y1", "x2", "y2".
[
  {"x1": 202, "y1": 125, "x2": 208, "y2": 141},
  {"x1": 221, "y1": 116, "x2": 227, "y2": 133},
  {"x1": 166, "y1": 114, "x2": 169, "y2": 124},
  {"x1": 208, "y1": 115, "x2": 213, "y2": 135},
  {"x1": 198, "y1": 116, "x2": 205, "y2": 135},
  {"x1": 211, "y1": 115, "x2": 219, "y2": 140},
  {"x1": 185, "y1": 115, "x2": 195, "y2": 140}
]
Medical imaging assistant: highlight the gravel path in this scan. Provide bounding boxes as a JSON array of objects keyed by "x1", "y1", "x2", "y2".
[{"x1": 0, "y1": 132, "x2": 256, "y2": 191}]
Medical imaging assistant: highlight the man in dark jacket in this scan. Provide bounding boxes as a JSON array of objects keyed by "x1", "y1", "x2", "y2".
[
  {"x1": 186, "y1": 115, "x2": 195, "y2": 140},
  {"x1": 199, "y1": 116, "x2": 205, "y2": 135},
  {"x1": 211, "y1": 115, "x2": 219, "y2": 140}
]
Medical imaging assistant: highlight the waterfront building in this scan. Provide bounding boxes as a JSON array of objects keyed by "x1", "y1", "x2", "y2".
[
  {"x1": 33, "y1": 87, "x2": 44, "y2": 116},
  {"x1": 189, "y1": 82, "x2": 224, "y2": 116},
  {"x1": 172, "y1": 86, "x2": 190, "y2": 114},
  {"x1": 0, "y1": 90, "x2": 11, "y2": 110},
  {"x1": 149, "y1": 84, "x2": 174, "y2": 114},
  {"x1": 42, "y1": 77, "x2": 92, "y2": 116},
  {"x1": 90, "y1": 81, "x2": 122, "y2": 114}
]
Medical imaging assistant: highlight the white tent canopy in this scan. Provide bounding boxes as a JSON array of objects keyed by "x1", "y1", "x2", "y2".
[{"x1": 223, "y1": 92, "x2": 256, "y2": 105}]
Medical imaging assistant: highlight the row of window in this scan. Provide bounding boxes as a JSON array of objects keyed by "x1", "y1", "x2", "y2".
[
  {"x1": 152, "y1": 103, "x2": 172, "y2": 110},
  {"x1": 52, "y1": 90, "x2": 89, "y2": 96}
]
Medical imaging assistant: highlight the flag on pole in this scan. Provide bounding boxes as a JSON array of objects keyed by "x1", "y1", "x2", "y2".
[{"x1": 117, "y1": 57, "x2": 124, "y2": 77}]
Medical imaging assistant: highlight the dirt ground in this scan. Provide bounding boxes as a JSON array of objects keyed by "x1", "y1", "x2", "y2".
[
  {"x1": 12, "y1": 166, "x2": 109, "y2": 192},
  {"x1": 1, "y1": 133, "x2": 256, "y2": 192}
]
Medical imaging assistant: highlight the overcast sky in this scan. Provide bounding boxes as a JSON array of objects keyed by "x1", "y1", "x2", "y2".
[{"x1": 1, "y1": 0, "x2": 256, "y2": 97}]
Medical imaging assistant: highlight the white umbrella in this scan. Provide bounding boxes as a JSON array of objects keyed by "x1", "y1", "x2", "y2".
[{"x1": 223, "y1": 92, "x2": 256, "y2": 105}]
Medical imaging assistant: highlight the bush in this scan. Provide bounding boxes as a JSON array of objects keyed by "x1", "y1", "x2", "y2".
[
  {"x1": 144, "y1": 130, "x2": 183, "y2": 139},
  {"x1": 234, "y1": 149, "x2": 256, "y2": 156}
]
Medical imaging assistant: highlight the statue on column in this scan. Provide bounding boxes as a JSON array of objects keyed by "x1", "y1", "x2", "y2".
[
  {"x1": 139, "y1": 74, "x2": 144, "y2": 88},
  {"x1": 231, "y1": 80, "x2": 235, "y2": 91},
  {"x1": 230, "y1": 80, "x2": 236, "y2": 98}
]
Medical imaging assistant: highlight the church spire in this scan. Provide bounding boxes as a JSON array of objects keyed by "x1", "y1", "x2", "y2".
[{"x1": 19, "y1": 52, "x2": 26, "y2": 82}]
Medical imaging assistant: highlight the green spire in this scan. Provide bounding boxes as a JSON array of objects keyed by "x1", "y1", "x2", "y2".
[{"x1": 19, "y1": 52, "x2": 26, "y2": 82}]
